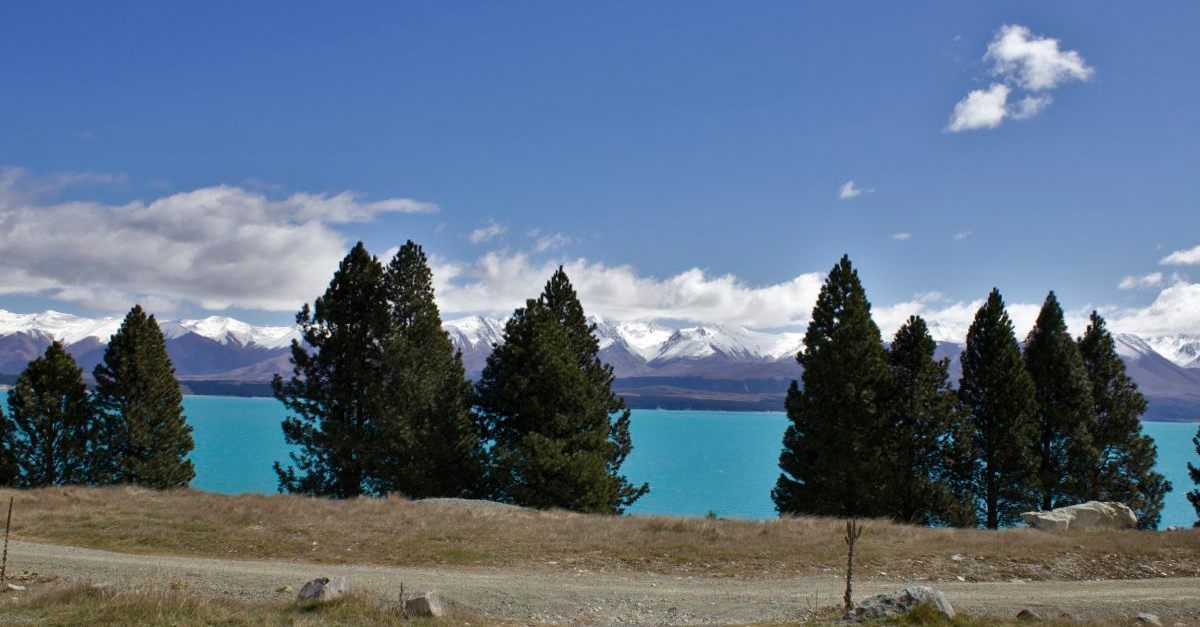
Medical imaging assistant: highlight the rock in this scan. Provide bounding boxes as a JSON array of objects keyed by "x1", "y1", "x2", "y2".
[
  {"x1": 1019, "y1": 501, "x2": 1137, "y2": 532},
  {"x1": 296, "y1": 576, "x2": 348, "y2": 602},
  {"x1": 404, "y1": 591, "x2": 447, "y2": 618},
  {"x1": 853, "y1": 586, "x2": 954, "y2": 620},
  {"x1": 1135, "y1": 613, "x2": 1162, "y2": 626},
  {"x1": 277, "y1": 585, "x2": 293, "y2": 594},
  {"x1": 1016, "y1": 609, "x2": 1042, "y2": 621},
  {"x1": 4, "y1": 583, "x2": 25, "y2": 592}
]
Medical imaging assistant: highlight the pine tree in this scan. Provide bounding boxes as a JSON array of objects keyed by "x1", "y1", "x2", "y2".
[
  {"x1": 1023, "y1": 292, "x2": 1097, "y2": 510},
  {"x1": 885, "y1": 316, "x2": 973, "y2": 525},
  {"x1": 5, "y1": 342, "x2": 96, "y2": 487},
  {"x1": 0, "y1": 404, "x2": 18, "y2": 486},
  {"x1": 93, "y1": 305, "x2": 194, "y2": 489},
  {"x1": 372, "y1": 241, "x2": 486, "y2": 498},
  {"x1": 959, "y1": 289, "x2": 1038, "y2": 528},
  {"x1": 1077, "y1": 312, "x2": 1170, "y2": 529},
  {"x1": 274, "y1": 242, "x2": 390, "y2": 498},
  {"x1": 1187, "y1": 425, "x2": 1199, "y2": 527},
  {"x1": 475, "y1": 267, "x2": 648, "y2": 513},
  {"x1": 773, "y1": 255, "x2": 892, "y2": 517}
]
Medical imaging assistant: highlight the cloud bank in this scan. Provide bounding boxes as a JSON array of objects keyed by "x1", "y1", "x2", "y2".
[{"x1": 0, "y1": 168, "x2": 436, "y2": 312}]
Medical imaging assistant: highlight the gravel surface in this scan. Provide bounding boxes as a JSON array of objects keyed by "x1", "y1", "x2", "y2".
[{"x1": 8, "y1": 541, "x2": 1200, "y2": 624}]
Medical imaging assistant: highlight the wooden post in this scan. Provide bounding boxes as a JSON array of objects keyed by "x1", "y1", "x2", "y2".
[
  {"x1": 843, "y1": 518, "x2": 863, "y2": 619},
  {"x1": 1, "y1": 496, "x2": 12, "y2": 588}
]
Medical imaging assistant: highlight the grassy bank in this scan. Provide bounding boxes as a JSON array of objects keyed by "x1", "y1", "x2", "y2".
[
  {"x1": 0, "y1": 584, "x2": 478, "y2": 626},
  {"x1": 2, "y1": 487, "x2": 1197, "y2": 582}
]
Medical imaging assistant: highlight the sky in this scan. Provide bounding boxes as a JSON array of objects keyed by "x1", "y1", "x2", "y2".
[{"x1": 1, "y1": 1, "x2": 1199, "y2": 339}]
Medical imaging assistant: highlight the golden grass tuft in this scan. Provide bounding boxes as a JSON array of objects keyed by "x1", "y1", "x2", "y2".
[{"x1": 2, "y1": 486, "x2": 1197, "y2": 581}]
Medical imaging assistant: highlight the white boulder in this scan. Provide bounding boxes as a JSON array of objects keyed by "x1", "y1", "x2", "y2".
[{"x1": 1019, "y1": 501, "x2": 1137, "y2": 532}]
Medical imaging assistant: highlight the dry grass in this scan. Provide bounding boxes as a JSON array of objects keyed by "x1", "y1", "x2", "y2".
[
  {"x1": 2, "y1": 487, "x2": 1197, "y2": 582},
  {"x1": 0, "y1": 582, "x2": 483, "y2": 626}
]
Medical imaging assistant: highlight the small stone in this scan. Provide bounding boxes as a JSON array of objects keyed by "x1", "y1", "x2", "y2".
[
  {"x1": 955, "y1": 575, "x2": 966, "y2": 582},
  {"x1": 297, "y1": 576, "x2": 348, "y2": 602},
  {"x1": 949, "y1": 554, "x2": 963, "y2": 561},
  {"x1": 1135, "y1": 613, "x2": 1162, "y2": 626},
  {"x1": 404, "y1": 591, "x2": 447, "y2": 618},
  {"x1": 1016, "y1": 609, "x2": 1042, "y2": 621},
  {"x1": 277, "y1": 585, "x2": 294, "y2": 593},
  {"x1": 4, "y1": 583, "x2": 25, "y2": 592}
]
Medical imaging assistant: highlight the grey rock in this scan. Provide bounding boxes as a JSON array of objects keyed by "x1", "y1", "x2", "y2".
[
  {"x1": 1135, "y1": 613, "x2": 1162, "y2": 626},
  {"x1": 1016, "y1": 609, "x2": 1042, "y2": 621},
  {"x1": 404, "y1": 591, "x2": 448, "y2": 618},
  {"x1": 297, "y1": 576, "x2": 349, "y2": 602},
  {"x1": 853, "y1": 586, "x2": 954, "y2": 620}
]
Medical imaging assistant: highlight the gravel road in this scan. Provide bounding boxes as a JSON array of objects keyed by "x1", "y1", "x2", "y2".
[{"x1": 8, "y1": 541, "x2": 1199, "y2": 624}]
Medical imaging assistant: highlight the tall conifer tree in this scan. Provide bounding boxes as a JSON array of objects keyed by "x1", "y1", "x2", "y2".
[
  {"x1": 6, "y1": 342, "x2": 96, "y2": 487},
  {"x1": 373, "y1": 241, "x2": 486, "y2": 498},
  {"x1": 0, "y1": 403, "x2": 19, "y2": 486},
  {"x1": 1077, "y1": 312, "x2": 1169, "y2": 528},
  {"x1": 959, "y1": 289, "x2": 1038, "y2": 528},
  {"x1": 93, "y1": 305, "x2": 194, "y2": 489},
  {"x1": 773, "y1": 255, "x2": 892, "y2": 517},
  {"x1": 1187, "y1": 425, "x2": 1199, "y2": 527},
  {"x1": 885, "y1": 316, "x2": 973, "y2": 525},
  {"x1": 475, "y1": 267, "x2": 647, "y2": 513},
  {"x1": 274, "y1": 242, "x2": 390, "y2": 498},
  {"x1": 1023, "y1": 292, "x2": 1097, "y2": 510}
]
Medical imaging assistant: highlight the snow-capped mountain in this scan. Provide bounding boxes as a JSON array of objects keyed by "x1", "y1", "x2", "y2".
[
  {"x1": 1143, "y1": 334, "x2": 1200, "y2": 369},
  {"x1": 2, "y1": 309, "x2": 1199, "y2": 419}
]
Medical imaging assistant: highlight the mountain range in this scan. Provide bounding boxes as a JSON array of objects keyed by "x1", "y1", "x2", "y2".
[{"x1": 1, "y1": 309, "x2": 1199, "y2": 421}]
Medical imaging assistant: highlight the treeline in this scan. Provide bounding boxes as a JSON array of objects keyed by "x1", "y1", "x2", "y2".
[
  {"x1": 0, "y1": 306, "x2": 194, "y2": 489},
  {"x1": 272, "y1": 242, "x2": 647, "y2": 513},
  {"x1": 774, "y1": 256, "x2": 1177, "y2": 529}
]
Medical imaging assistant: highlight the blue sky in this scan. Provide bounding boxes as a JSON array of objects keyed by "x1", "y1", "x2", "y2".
[{"x1": 2, "y1": 2, "x2": 1199, "y2": 337}]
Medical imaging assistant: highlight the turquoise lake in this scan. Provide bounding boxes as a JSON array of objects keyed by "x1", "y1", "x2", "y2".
[{"x1": 185, "y1": 396, "x2": 1200, "y2": 528}]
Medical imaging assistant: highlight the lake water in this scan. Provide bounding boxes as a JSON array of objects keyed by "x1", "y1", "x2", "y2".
[{"x1": 184, "y1": 396, "x2": 1200, "y2": 528}]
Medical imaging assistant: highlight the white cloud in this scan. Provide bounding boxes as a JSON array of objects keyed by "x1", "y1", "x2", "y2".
[
  {"x1": 1118, "y1": 272, "x2": 1164, "y2": 290},
  {"x1": 947, "y1": 24, "x2": 1092, "y2": 132},
  {"x1": 433, "y1": 251, "x2": 825, "y2": 329},
  {"x1": 947, "y1": 83, "x2": 1010, "y2": 132},
  {"x1": 534, "y1": 232, "x2": 571, "y2": 252},
  {"x1": 1011, "y1": 94, "x2": 1054, "y2": 120},
  {"x1": 1160, "y1": 244, "x2": 1200, "y2": 265},
  {"x1": 287, "y1": 192, "x2": 437, "y2": 223},
  {"x1": 891, "y1": 232, "x2": 912, "y2": 241},
  {"x1": 469, "y1": 220, "x2": 507, "y2": 244},
  {"x1": 1107, "y1": 280, "x2": 1200, "y2": 337},
  {"x1": 839, "y1": 180, "x2": 870, "y2": 200},
  {"x1": 985, "y1": 24, "x2": 1094, "y2": 91},
  {"x1": 0, "y1": 168, "x2": 432, "y2": 312},
  {"x1": 953, "y1": 230, "x2": 973, "y2": 241}
]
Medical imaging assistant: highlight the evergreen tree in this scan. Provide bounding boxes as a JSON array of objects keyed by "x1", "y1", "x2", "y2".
[
  {"x1": 0, "y1": 404, "x2": 18, "y2": 486},
  {"x1": 885, "y1": 316, "x2": 973, "y2": 525},
  {"x1": 475, "y1": 267, "x2": 647, "y2": 513},
  {"x1": 1023, "y1": 292, "x2": 1097, "y2": 510},
  {"x1": 1188, "y1": 425, "x2": 1199, "y2": 527},
  {"x1": 959, "y1": 289, "x2": 1038, "y2": 528},
  {"x1": 5, "y1": 342, "x2": 96, "y2": 487},
  {"x1": 1077, "y1": 312, "x2": 1169, "y2": 529},
  {"x1": 274, "y1": 242, "x2": 390, "y2": 498},
  {"x1": 773, "y1": 255, "x2": 892, "y2": 517},
  {"x1": 93, "y1": 305, "x2": 194, "y2": 488},
  {"x1": 372, "y1": 241, "x2": 486, "y2": 498}
]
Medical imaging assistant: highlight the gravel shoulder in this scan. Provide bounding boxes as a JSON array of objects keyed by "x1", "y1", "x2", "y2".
[{"x1": 7, "y1": 540, "x2": 1200, "y2": 624}]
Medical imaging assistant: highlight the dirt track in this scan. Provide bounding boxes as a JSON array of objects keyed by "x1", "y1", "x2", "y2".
[{"x1": 7, "y1": 540, "x2": 1200, "y2": 624}]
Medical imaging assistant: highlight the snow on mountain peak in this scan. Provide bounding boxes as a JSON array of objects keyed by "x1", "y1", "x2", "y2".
[
  {"x1": 0, "y1": 309, "x2": 122, "y2": 344},
  {"x1": 177, "y1": 316, "x2": 298, "y2": 348},
  {"x1": 1142, "y1": 334, "x2": 1200, "y2": 368},
  {"x1": 443, "y1": 315, "x2": 506, "y2": 350}
]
